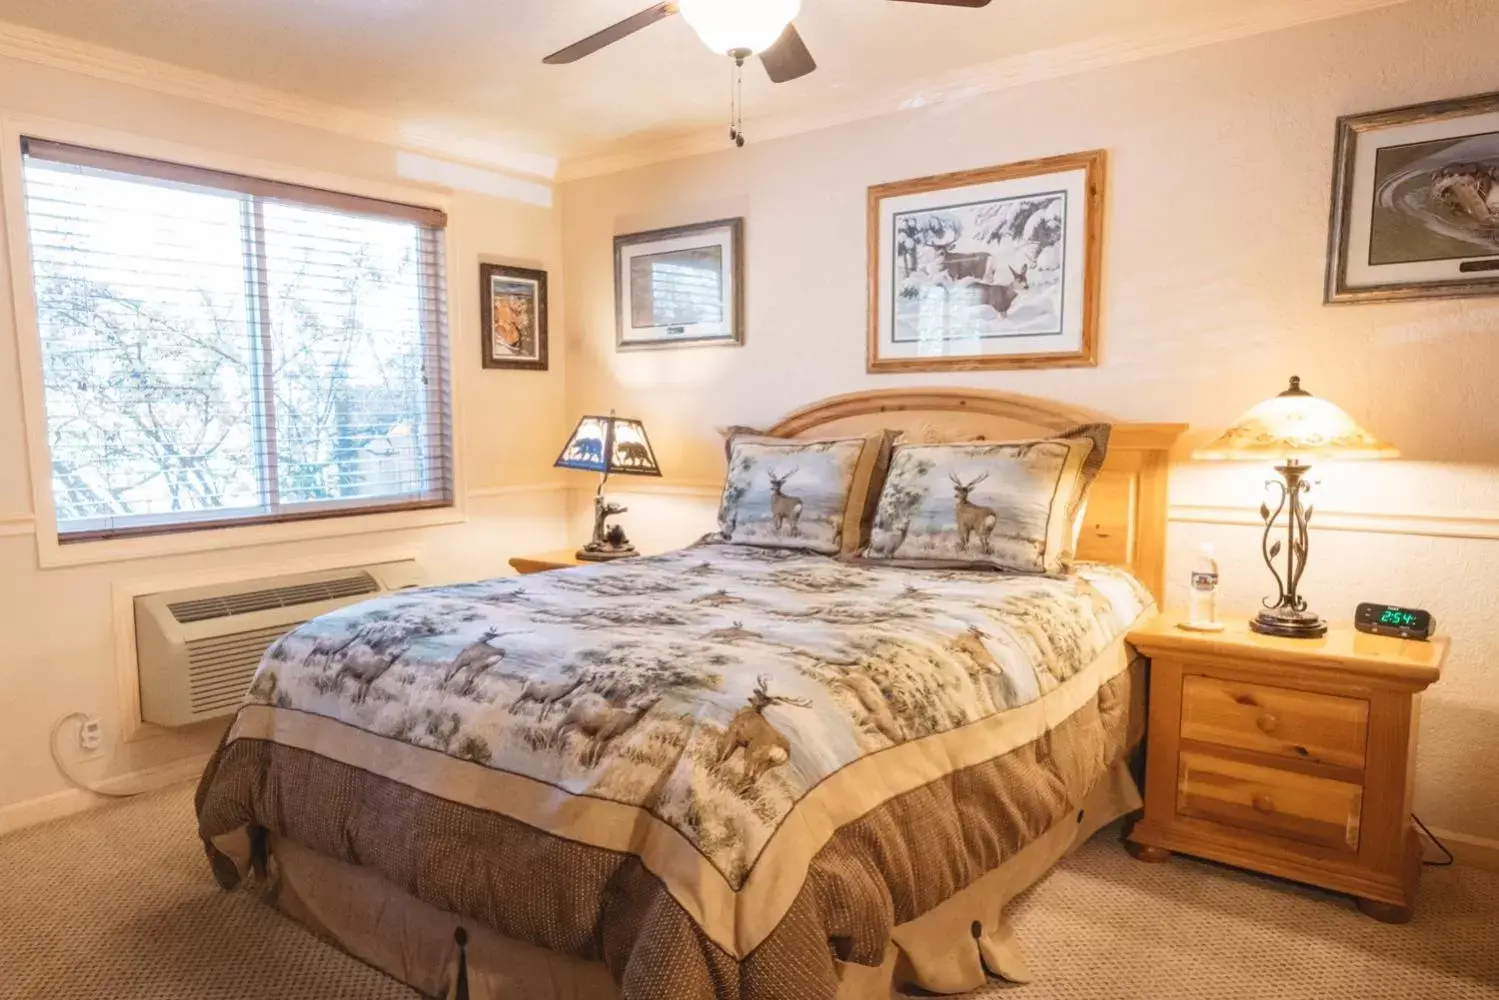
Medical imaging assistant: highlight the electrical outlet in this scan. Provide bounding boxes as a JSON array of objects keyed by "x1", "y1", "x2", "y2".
[{"x1": 78, "y1": 716, "x2": 104, "y2": 753}]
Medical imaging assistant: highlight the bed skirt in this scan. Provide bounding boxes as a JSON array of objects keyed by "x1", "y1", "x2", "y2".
[{"x1": 265, "y1": 761, "x2": 1141, "y2": 1000}]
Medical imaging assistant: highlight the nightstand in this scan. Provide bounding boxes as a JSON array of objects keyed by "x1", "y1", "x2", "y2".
[
  {"x1": 1125, "y1": 614, "x2": 1446, "y2": 923},
  {"x1": 508, "y1": 550, "x2": 587, "y2": 575}
]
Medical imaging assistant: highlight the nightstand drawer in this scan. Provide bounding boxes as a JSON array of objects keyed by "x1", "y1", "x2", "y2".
[
  {"x1": 1178, "y1": 750, "x2": 1363, "y2": 852},
  {"x1": 1180, "y1": 675, "x2": 1369, "y2": 770}
]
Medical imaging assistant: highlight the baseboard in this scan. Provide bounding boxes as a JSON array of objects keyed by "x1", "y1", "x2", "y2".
[
  {"x1": 0, "y1": 753, "x2": 209, "y2": 836},
  {"x1": 1426, "y1": 826, "x2": 1499, "y2": 873}
]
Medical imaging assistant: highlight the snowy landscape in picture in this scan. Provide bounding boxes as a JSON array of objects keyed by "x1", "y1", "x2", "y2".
[{"x1": 891, "y1": 191, "x2": 1067, "y2": 344}]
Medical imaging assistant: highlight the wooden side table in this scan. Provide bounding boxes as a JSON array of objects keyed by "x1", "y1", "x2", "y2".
[
  {"x1": 508, "y1": 550, "x2": 587, "y2": 575},
  {"x1": 1126, "y1": 614, "x2": 1446, "y2": 922}
]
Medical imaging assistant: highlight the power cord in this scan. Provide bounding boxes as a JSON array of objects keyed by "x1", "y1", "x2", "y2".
[
  {"x1": 49, "y1": 713, "x2": 140, "y2": 799},
  {"x1": 1412, "y1": 813, "x2": 1454, "y2": 867}
]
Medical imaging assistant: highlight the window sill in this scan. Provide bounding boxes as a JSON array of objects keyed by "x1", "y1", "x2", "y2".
[{"x1": 34, "y1": 502, "x2": 467, "y2": 569}]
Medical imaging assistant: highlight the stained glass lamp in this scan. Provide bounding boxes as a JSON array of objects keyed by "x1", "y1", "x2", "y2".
[
  {"x1": 555, "y1": 413, "x2": 662, "y2": 561},
  {"x1": 1195, "y1": 376, "x2": 1397, "y2": 638}
]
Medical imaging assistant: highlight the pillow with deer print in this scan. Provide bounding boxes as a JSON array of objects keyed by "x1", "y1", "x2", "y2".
[
  {"x1": 715, "y1": 431, "x2": 893, "y2": 556},
  {"x1": 860, "y1": 424, "x2": 1111, "y2": 575}
]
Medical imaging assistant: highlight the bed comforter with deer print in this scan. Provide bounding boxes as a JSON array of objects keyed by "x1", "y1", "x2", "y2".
[{"x1": 197, "y1": 543, "x2": 1153, "y2": 999}]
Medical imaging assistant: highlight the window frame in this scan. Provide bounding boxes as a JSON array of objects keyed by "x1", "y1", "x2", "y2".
[{"x1": 1, "y1": 116, "x2": 468, "y2": 569}]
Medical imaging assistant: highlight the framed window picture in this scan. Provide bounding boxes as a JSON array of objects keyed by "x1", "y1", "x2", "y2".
[
  {"x1": 481, "y1": 262, "x2": 548, "y2": 371},
  {"x1": 1327, "y1": 91, "x2": 1499, "y2": 303},
  {"x1": 867, "y1": 150, "x2": 1105, "y2": 373},
  {"x1": 615, "y1": 218, "x2": 743, "y2": 351}
]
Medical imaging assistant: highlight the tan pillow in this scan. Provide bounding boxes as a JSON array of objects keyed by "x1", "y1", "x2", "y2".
[
  {"x1": 860, "y1": 424, "x2": 1111, "y2": 574},
  {"x1": 716, "y1": 430, "x2": 893, "y2": 556}
]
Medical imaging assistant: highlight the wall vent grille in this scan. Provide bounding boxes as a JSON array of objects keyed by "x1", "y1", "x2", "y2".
[
  {"x1": 168, "y1": 573, "x2": 377, "y2": 623},
  {"x1": 185, "y1": 624, "x2": 297, "y2": 715}
]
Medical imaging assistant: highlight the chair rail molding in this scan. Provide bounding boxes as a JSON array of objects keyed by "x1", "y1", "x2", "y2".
[
  {"x1": 0, "y1": 514, "x2": 34, "y2": 538},
  {"x1": 559, "y1": 486, "x2": 1499, "y2": 543},
  {"x1": 467, "y1": 482, "x2": 571, "y2": 500},
  {"x1": 1170, "y1": 503, "x2": 1499, "y2": 542}
]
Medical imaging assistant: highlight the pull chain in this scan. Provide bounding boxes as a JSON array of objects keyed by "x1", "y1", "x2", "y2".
[{"x1": 728, "y1": 56, "x2": 745, "y2": 147}]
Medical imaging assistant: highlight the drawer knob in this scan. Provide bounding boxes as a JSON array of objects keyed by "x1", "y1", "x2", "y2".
[
  {"x1": 1256, "y1": 712, "x2": 1279, "y2": 734},
  {"x1": 1252, "y1": 794, "x2": 1276, "y2": 814}
]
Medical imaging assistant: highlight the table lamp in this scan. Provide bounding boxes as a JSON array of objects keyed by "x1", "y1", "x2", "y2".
[
  {"x1": 555, "y1": 412, "x2": 662, "y2": 561},
  {"x1": 1194, "y1": 376, "x2": 1397, "y2": 638}
]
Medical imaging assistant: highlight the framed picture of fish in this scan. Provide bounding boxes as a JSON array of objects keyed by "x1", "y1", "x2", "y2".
[
  {"x1": 1327, "y1": 91, "x2": 1499, "y2": 303},
  {"x1": 480, "y1": 262, "x2": 548, "y2": 371},
  {"x1": 866, "y1": 150, "x2": 1105, "y2": 373},
  {"x1": 615, "y1": 218, "x2": 744, "y2": 351}
]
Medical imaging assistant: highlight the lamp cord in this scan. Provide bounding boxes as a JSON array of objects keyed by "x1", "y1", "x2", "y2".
[
  {"x1": 1413, "y1": 813, "x2": 1454, "y2": 867},
  {"x1": 49, "y1": 713, "x2": 140, "y2": 799}
]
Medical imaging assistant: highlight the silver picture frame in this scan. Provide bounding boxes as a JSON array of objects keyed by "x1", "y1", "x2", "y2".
[
  {"x1": 614, "y1": 218, "x2": 744, "y2": 351},
  {"x1": 1327, "y1": 90, "x2": 1499, "y2": 304}
]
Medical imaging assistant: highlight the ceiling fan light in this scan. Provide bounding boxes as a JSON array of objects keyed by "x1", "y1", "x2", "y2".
[{"x1": 678, "y1": 0, "x2": 801, "y2": 56}]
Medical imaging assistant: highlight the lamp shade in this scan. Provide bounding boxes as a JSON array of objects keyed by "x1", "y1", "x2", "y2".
[
  {"x1": 555, "y1": 414, "x2": 662, "y2": 477},
  {"x1": 1194, "y1": 376, "x2": 1398, "y2": 463},
  {"x1": 678, "y1": 0, "x2": 800, "y2": 55}
]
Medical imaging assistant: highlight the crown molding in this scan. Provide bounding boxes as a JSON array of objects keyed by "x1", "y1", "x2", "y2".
[
  {"x1": 0, "y1": 0, "x2": 1413, "y2": 191},
  {"x1": 0, "y1": 19, "x2": 558, "y2": 183},
  {"x1": 558, "y1": 0, "x2": 1411, "y2": 181}
]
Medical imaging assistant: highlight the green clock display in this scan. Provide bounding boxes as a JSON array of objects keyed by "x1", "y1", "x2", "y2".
[{"x1": 1355, "y1": 602, "x2": 1434, "y2": 640}]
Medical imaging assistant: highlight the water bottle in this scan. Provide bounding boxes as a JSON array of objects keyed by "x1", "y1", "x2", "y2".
[{"x1": 1188, "y1": 542, "x2": 1220, "y2": 628}]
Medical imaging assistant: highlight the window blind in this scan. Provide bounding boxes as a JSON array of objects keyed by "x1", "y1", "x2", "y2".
[{"x1": 19, "y1": 139, "x2": 454, "y2": 541}]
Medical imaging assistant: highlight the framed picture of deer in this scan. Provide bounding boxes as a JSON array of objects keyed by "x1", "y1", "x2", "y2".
[
  {"x1": 615, "y1": 218, "x2": 744, "y2": 351},
  {"x1": 867, "y1": 150, "x2": 1105, "y2": 373},
  {"x1": 480, "y1": 262, "x2": 548, "y2": 371}
]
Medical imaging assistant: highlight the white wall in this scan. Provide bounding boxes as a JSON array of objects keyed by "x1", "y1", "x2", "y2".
[
  {"x1": 560, "y1": 0, "x2": 1499, "y2": 848},
  {"x1": 0, "y1": 56, "x2": 569, "y2": 828}
]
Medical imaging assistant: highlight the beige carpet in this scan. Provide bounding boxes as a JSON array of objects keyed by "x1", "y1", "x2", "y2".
[{"x1": 1, "y1": 783, "x2": 1496, "y2": 1000}]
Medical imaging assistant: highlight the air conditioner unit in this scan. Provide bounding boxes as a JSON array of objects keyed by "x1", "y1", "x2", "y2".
[{"x1": 135, "y1": 560, "x2": 425, "y2": 727}]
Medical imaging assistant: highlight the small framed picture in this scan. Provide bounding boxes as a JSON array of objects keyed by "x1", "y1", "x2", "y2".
[
  {"x1": 481, "y1": 263, "x2": 548, "y2": 370},
  {"x1": 1327, "y1": 91, "x2": 1499, "y2": 303},
  {"x1": 615, "y1": 218, "x2": 743, "y2": 351},
  {"x1": 867, "y1": 150, "x2": 1105, "y2": 373}
]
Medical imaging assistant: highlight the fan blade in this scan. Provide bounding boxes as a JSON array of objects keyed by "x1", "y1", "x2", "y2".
[
  {"x1": 889, "y1": 0, "x2": 992, "y2": 6},
  {"x1": 543, "y1": 2, "x2": 678, "y2": 64},
  {"x1": 760, "y1": 23, "x2": 816, "y2": 83}
]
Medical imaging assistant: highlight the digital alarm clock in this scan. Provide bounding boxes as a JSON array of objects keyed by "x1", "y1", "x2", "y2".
[{"x1": 1354, "y1": 602, "x2": 1435, "y2": 641}]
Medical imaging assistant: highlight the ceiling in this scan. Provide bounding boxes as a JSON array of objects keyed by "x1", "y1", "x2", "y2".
[{"x1": 0, "y1": 0, "x2": 1407, "y2": 180}]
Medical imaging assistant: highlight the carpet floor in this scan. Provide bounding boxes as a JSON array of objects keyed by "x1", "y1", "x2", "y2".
[{"x1": 1, "y1": 782, "x2": 1495, "y2": 1000}]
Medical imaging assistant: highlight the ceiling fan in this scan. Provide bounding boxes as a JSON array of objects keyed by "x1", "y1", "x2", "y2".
[{"x1": 544, "y1": 0, "x2": 993, "y2": 144}]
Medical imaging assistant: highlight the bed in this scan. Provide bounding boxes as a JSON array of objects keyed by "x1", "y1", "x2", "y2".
[{"x1": 196, "y1": 388, "x2": 1185, "y2": 1000}]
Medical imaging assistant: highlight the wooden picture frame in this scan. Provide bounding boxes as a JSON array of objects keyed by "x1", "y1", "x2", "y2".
[
  {"x1": 614, "y1": 218, "x2": 744, "y2": 351},
  {"x1": 1326, "y1": 90, "x2": 1499, "y2": 304},
  {"x1": 480, "y1": 262, "x2": 548, "y2": 371},
  {"x1": 866, "y1": 150, "x2": 1105, "y2": 373}
]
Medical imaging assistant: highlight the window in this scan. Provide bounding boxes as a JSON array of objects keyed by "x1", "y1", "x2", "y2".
[{"x1": 18, "y1": 140, "x2": 453, "y2": 541}]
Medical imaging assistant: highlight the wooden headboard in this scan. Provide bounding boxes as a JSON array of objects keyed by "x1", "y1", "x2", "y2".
[{"x1": 761, "y1": 388, "x2": 1186, "y2": 604}]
